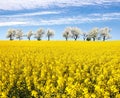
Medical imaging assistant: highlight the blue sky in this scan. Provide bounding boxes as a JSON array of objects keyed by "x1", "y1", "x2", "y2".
[{"x1": 0, "y1": 0, "x2": 120, "y2": 40}]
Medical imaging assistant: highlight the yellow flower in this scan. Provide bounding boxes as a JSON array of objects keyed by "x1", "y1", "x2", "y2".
[
  {"x1": 1, "y1": 41, "x2": 120, "y2": 97},
  {"x1": 1, "y1": 92, "x2": 7, "y2": 98},
  {"x1": 31, "y1": 90, "x2": 38, "y2": 97}
]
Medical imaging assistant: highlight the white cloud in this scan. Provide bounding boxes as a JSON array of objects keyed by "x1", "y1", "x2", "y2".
[
  {"x1": 0, "y1": 12, "x2": 120, "y2": 26},
  {"x1": 90, "y1": 12, "x2": 120, "y2": 17},
  {"x1": 0, "y1": 0, "x2": 120, "y2": 10},
  {"x1": 36, "y1": 13, "x2": 120, "y2": 25},
  {"x1": 0, "y1": 11, "x2": 62, "y2": 17},
  {"x1": 89, "y1": 12, "x2": 120, "y2": 21},
  {"x1": 20, "y1": 11, "x2": 61, "y2": 17},
  {"x1": 0, "y1": 22, "x2": 27, "y2": 26}
]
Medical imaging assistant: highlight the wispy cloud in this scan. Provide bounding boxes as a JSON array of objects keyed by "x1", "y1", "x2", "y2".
[
  {"x1": 90, "y1": 12, "x2": 120, "y2": 17},
  {"x1": 0, "y1": 22, "x2": 27, "y2": 26},
  {"x1": 35, "y1": 13, "x2": 120, "y2": 25},
  {"x1": 88, "y1": 12, "x2": 120, "y2": 21},
  {"x1": 0, "y1": 11, "x2": 62, "y2": 17},
  {"x1": 0, "y1": 12, "x2": 120, "y2": 27},
  {"x1": 0, "y1": 0, "x2": 120, "y2": 10}
]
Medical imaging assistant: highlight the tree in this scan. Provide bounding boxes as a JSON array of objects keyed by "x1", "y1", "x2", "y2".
[
  {"x1": 89, "y1": 27, "x2": 99, "y2": 41},
  {"x1": 6, "y1": 29, "x2": 16, "y2": 40},
  {"x1": 46, "y1": 29, "x2": 55, "y2": 41},
  {"x1": 86, "y1": 37, "x2": 91, "y2": 41},
  {"x1": 63, "y1": 27, "x2": 71, "y2": 41},
  {"x1": 15, "y1": 29, "x2": 23, "y2": 40},
  {"x1": 34, "y1": 28, "x2": 45, "y2": 41},
  {"x1": 27, "y1": 31, "x2": 33, "y2": 40},
  {"x1": 71, "y1": 27, "x2": 81, "y2": 41},
  {"x1": 100, "y1": 27, "x2": 111, "y2": 41},
  {"x1": 82, "y1": 32, "x2": 88, "y2": 41}
]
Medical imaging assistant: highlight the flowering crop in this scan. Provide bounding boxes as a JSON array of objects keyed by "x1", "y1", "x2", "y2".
[{"x1": 0, "y1": 41, "x2": 120, "y2": 98}]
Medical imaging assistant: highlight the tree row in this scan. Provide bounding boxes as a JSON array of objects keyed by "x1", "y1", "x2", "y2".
[{"x1": 6, "y1": 27, "x2": 111, "y2": 41}]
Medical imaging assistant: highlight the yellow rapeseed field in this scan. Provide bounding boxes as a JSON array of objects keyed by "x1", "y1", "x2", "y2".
[{"x1": 0, "y1": 41, "x2": 120, "y2": 98}]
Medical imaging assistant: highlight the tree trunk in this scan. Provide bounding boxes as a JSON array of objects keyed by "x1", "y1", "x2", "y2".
[
  {"x1": 65, "y1": 37, "x2": 68, "y2": 41},
  {"x1": 10, "y1": 35, "x2": 13, "y2": 40},
  {"x1": 103, "y1": 36, "x2": 105, "y2": 41},
  {"x1": 48, "y1": 36, "x2": 50, "y2": 41},
  {"x1": 83, "y1": 38, "x2": 85, "y2": 41},
  {"x1": 10, "y1": 37, "x2": 13, "y2": 40},
  {"x1": 37, "y1": 38, "x2": 41, "y2": 41},
  {"x1": 93, "y1": 37, "x2": 95, "y2": 41},
  {"x1": 28, "y1": 37, "x2": 30, "y2": 40},
  {"x1": 74, "y1": 36, "x2": 77, "y2": 41}
]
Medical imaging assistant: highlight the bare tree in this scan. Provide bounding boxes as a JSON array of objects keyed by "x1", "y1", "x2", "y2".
[
  {"x1": 15, "y1": 29, "x2": 23, "y2": 40},
  {"x1": 89, "y1": 27, "x2": 99, "y2": 41},
  {"x1": 6, "y1": 29, "x2": 16, "y2": 40},
  {"x1": 63, "y1": 27, "x2": 71, "y2": 41},
  {"x1": 34, "y1": 28, "x2": 45, "y2": 41},
  {"x1": 27, "y1": 31, "x2": 33, "y2": 40},
  {"x1": 71, "y1": 27, "x2": 81, "y2": 41},
  {"x1": 46, "y1": 29, "x2": 55, "y2": 41},
  {"x1": 100, "y1": 27, "x2": 111, "y2": 41}
]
